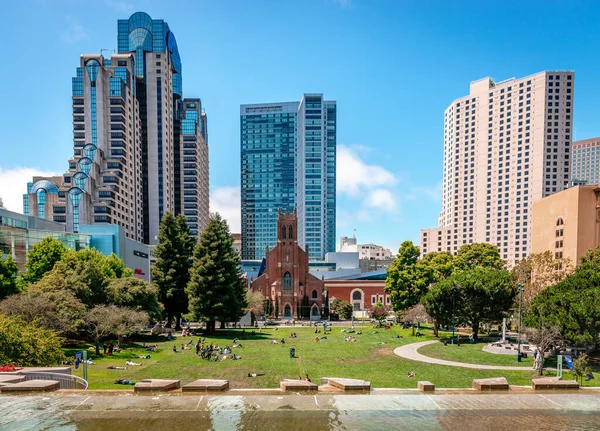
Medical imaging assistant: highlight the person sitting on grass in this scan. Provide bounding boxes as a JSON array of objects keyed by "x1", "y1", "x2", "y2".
[
  {"x1": 125, "y1": 360, "x2": 141, "y2": 366},
  {"x1": 232, "y1": 354, "x2": 240, "y2": 360},
  {"x1": 305, "y1": 374, "x2": 312, "y2": 382},
  {"x1": 407, "y1": 372, "x2": 416, "y2": 378},
  {"x1": 314, "y1": 337, "x2": 320, "y2": 342},
  {"x1": 280, "y1": 338, "x2": 286, "y2": 344},
  {"x1": 173, "y1": 346, "x2": 179, "y2": 353},
  {"x1": 114, "y1": 379, "x2": 135, "y2": 385}
]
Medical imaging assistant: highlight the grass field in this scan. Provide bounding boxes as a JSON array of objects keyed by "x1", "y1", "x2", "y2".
[
  {"x1": 418, "y1": 340, "x2": 536, "y2": 367},
  {"x1": 65, "y1": 325, "x2": 597, "y2": 390}
]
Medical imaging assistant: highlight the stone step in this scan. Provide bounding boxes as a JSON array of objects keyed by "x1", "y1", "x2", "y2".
[
  {"x1": 0, "y1": 380, "x2": 60, "y2": 392},
  {"x1": 532, "y1": 378, "x2": 579, "y2": 390},
  {"x1": 418, "y1": 381, "x2": 435, "y2": 392},
  {"x1": 472, "y1": 377, "x2": 509, "y2": 391},
  {"x1": 280, "y1": 379, "x2": 318, "y2": 392},
  {"x1": 134, "y1": 379, "x2": 181, "y2": 393},
  {"x1": 0, "y1": 375, "x2": 26, "y2": 387},
  {"x1": 182, "y1": 379, "x2": 229, "y2": 392},
  {"x1": 326, "y1": 378, "x2": 371, "y2": 392}
]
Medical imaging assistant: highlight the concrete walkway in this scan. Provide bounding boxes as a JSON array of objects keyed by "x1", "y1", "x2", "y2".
[{"x1": 393, "y1": 340, "x2": 533, "y2": 371}]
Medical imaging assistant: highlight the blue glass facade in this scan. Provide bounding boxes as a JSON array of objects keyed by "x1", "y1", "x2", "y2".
[{"x1": 241, "y1": 95, "x2": 336, "y2": 261}]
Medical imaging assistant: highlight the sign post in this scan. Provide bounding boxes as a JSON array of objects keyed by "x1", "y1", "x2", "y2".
[
  {"x1": 83, "y1": 350, "x2": 88, "y2": 382},
  {"x1": 557, "y1": 354, "x2": 563, "y2": 380}
]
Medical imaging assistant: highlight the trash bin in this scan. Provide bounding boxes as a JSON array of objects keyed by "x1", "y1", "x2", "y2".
[{"x1": 290, "y1": 347, "x2": 295, "y2": 358}]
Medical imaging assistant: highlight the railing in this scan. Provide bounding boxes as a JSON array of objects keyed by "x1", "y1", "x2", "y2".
[{"x1": 17, "y1": 372, "x2": 88, "y2": 390}]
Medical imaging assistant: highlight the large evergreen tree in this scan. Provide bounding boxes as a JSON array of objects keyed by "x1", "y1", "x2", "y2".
[
  {"x1": 151, "y1": 212, "x2": 195, "y2": 329},
  {"x1": 186, "y1": 213, "x2": 246, "y2": 333},
  {"x1": 0, "y1": 253, "x2": 19, "y2": 300}
]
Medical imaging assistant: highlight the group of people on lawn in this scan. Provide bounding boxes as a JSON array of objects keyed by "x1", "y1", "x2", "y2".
[{"x1": 171, "y1": 338, "x2": 242, "y2": 362}]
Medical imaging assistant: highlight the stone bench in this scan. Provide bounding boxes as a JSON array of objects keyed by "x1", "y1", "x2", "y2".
[
  {"x1": 532, "y1": 378, "x2": 579, "y2": 390},
  {"x1": 182, "y1": 379, "x2": 229, "y2": 392},
  {"x1": 418, "y1": 381, "x2": 435, "y2": 392},
  {"x1": 0, "y1": 380, "x2": 60, "y2": 392},
  {"x1": 472, "y1": 377, "x2": 509, "y2": 391},
  {"x1": 280, "y1": 379, "x2": 318, "y2": 392},
  {"x1": 323, "y1": 378, "x2": 371, "y2": 392},
  {"x1": 0, "y1": 375, "x2": 26, "y2": 387},
  {"x1": 134, "y1": 379, "x2": 180, "y2": 393}
]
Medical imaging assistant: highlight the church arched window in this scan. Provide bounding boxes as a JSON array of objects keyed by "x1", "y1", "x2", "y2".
[
  {"x1": 281, "y1": 225, "x2": 286, "y2": 239},
  {"x1": 283, "y1": 272, "x2": 292, "y2": 291},
  {"x1": 312, "y1": 289, "x2": 318, "y2": 299},
  {"x1": 289, "y1": 226, "x2": 293, "y2": 239}
]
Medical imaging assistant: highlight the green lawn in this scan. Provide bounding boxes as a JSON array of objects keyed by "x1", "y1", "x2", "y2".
[
  {"x1": 64, "y1": 325, "x2": 597, "y2": 390},
  {"x1": 418, "y1": 340, "x2": 536, "y2": 367}
]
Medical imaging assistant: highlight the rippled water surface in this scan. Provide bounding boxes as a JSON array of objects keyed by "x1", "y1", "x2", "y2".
[{"x1": 2, "y1": 393, "x2": 600, "y2": 430}]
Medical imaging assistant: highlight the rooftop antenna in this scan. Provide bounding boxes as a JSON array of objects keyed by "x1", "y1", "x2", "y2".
[{"x1": 353, "y1": 229, "x2": 356, "y2": 239}]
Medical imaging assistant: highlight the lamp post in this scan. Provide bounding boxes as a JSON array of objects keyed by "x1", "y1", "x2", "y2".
[
  {"x1": 516, "y1": 283, "x2": 524, "y2": 362},
  {"x1": 451, "y1": 286, "x2": 456, "y2": 345}
]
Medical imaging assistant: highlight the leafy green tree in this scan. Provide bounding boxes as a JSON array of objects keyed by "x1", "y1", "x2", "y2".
[
  {"x1": 300, "y1": 294, "x2": 309, "y2": 319},
  {"x1": 105, "y1": 277, "x2": 162, "y2": 321},
  {"x1": 0, "y1": 290, "x2": 86, "y2": 336},
  {"x1": 274, "y1": 298, "x2": 279, "y2": 319},
  {"x1": 323, "y1": 290, "x2": 330, "y2": 319},
  {"x1": 21, "y1": 237, "x2": 68, "y2": 285},
  {"x1": 104, "y1": 253, "x2": 133, "y2": 278},
  {"x1": 0, "y1": 314, "x2": 65, "y2": 366},
  {"x1": 186, "y1": 213, "x2": 245, "y2": 333},
  {"x1": 0, "y1": 253, "x2": 19, "y2": 300},
  {"x1": 572, "y1": 354, "x2": 592, "y2": 385},
  {"x1": 424, "y1": 267, "x2": 515, "y2": 339},
  {"x1": 152, "y1": 213, "x2": 195, "y2": 329},
  {"x1": 110, "y1": 307, "x2": 150, "y2": 349},
  {"x1": 526, "y1": 261, "x2": 600, "y2": 350},
  {"x1": 453, "y1": 243, "x2": 505, "y2": 272},
  {"x1": 331, "y1": 298, "x2": 353, "y2": 320}
]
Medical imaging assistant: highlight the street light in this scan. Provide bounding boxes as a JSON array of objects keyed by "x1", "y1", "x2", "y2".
[
  {"x1": 516, "y1": 282, "x2": 524, "y2": 362},
  {"x1": 451, "y1": 285, "x2": 456, "y2": 345}
]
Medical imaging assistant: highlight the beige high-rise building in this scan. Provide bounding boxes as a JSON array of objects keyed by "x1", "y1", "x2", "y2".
[
  {"x1": 421, "y1": 71, "x2": 575, "y2": 266},
  {"x1": 532, "y1": 185, "x2": 600, "y2": 265}
]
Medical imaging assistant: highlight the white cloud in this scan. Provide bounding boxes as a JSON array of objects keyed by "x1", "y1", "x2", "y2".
[
  {"x1": 210, "y1": 186, "x2": 241, "y2": 233},
  {"x1": 0, "y1": 167, "x2": 59, "y2": 213},
  {"x1": 363, "y1": 188, "x2": 397, "y2": 213},
  {"x1": 337, "y1": 145, "x2": 397, "y2": 197}
]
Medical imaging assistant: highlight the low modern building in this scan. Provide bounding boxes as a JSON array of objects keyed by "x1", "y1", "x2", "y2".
[
  {"x1": 531, "y1": 185, "x2": 600, "y2": 265},
  {"x1": 0, "y1": 207, "x2": 150, "y2": 279},
  {"x1": 339, "y1": 235, "x2": 393, "y2": 260}
]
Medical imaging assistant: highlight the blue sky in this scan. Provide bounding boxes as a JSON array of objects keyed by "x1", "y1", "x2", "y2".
[{"x1": 1, "y1": 0, "x2": 600, "y2": 253}]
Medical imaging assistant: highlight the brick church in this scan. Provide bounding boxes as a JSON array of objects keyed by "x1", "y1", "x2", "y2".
[{"x1": 250, "y1": 208, "x2": 325, "y2": 320}]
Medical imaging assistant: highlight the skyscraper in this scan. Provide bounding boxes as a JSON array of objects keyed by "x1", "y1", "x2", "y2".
[
  {"x1": 420, "y1": 71, "x2": 574, "y2": 266},
  {"x1": 24, "y1": 12, "x2": 209, "y2": 243},
  {"x1": 571, "y1": 137, "x2": 600, "y2": 186},
  {"x1": 240, "y1": 94, "x2": 336, "y2": 260}
]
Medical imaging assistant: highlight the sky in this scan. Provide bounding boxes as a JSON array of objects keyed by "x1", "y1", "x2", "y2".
[{"x1": 2, "y1": 0, "x2": 600, "y2": 254}]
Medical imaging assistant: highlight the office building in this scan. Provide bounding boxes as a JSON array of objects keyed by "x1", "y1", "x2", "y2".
[
  {"x1": 532, "y1": 185, "x2": 600, "y2": 266},
  {"x1": 571, "y1": 137, "x2": 600, "y2": 186},
  {"x1": 24, "y1": 12, "x2": 209, "y2": 243},
  {"x1": 339, "y1": 235, "x2": 393, "y2": 260},
  {"x1": 240, "y1": 94, "x2": 336, "y2": 260},
  {"x1": 421, "y1": 71, "x2": 574, "y2": 266}
]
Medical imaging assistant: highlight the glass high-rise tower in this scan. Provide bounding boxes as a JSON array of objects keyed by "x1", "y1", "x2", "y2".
[{"x1": 240, "y1": 94, "x2": 336, "y2": 260}]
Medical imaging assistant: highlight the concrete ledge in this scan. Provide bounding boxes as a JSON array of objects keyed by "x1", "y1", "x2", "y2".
[
  {"x1": 280, "y1": 379, "x2": 318, "y2": 392},
  {"x1": 532, "y1": 378, "x2": 579, "y2": 390},
  {"x1": 182, "y1": 379, "x2": 229, "y2": 392},
  {"x1": 327, "y1": 378, "x2": 371, "y2": 392},
  {"x1": 418, "y1": 381, "x2": 435, "y2": 392},
  {"x1": 0, "y1": 380, "x2": 60, "y2": 392},
  {"x1": 134, "y1": 379, "x2": 180, "y2": 393},
  {"x1": 0, "y1": 375, "x2": 26, "y2": 387},
  {"x1": 472, "y1": 377, "x2": 509, "y2": 391}
]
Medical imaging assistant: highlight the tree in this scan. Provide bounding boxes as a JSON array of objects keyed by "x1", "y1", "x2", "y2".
[
  {"x1": 323, "y1": 290, "x2": 330, "y2": 319},
  {"x1": 0, "y1": 253, "x2": 18, "y2": 300},
  {"x1": 331, "y1": 298, "x2": 353, "y2": 320},
  {"x1": 526, "y1": 262, "x2": 600, "y2": 350},
  {"x1": 246, "y1": 290, "x2": 264, "y2": 318},
  {"x1": 86, "y1": 305, "x2": 118, "y2": 355},
  {"x1": 572, "y1": 354, "x2": 592, "y2": 385},
  {"x1": 152, "y1": 213, "x2": 195, "y2": 329},
  {"x1": 511, "y1": 251, "x2": 573, "y2": 308},
  {"x1": 385, "y1": 241, "x2": 422, "y2": 311},
  {"x1": 0, "y1": 290, "x2": 86, "y2": 336},
  {"x1": 186, "y1": 213, "x2": 246, "y2": 333},
  {"x1": 104, "y1": 253, "x2": 133, "y2": 278},
  {"x1": 105, "y1": 277, "x2": 162, "y2": 321},
  {"x1": 300, "y1": 294, "x2": 309, "y2": 319},
  {"x1": 0, "y1": 314, "x2": 65, "y2": 366},
  {"x1": 525, "y1": 324, "x2": 562, "y2": 375},
  {"x1": 110, "y1": 307, "x2": 150, "y2": 349},
  {"x1": 21, "y1": 237, "x2": 68, "y2": 285},
  {"x1": 424, "y1": 267, "x2": 515, "y2": 339},
  {"x1": 421, "y1": 280, "x2": 454, "y2": 337},
  {"x1": 397, "y1": 303, "x2": 432, "y2": 325},
  {"x1": 369, "y1": 302, "x2": 389, "y2": 327},
  {"x1": 453, "y1": 243, "x2": 505, "y2": 272}
]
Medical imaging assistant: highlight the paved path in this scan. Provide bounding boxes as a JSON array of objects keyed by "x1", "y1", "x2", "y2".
[{"x1": 393, "y1": 340, "x2": 534, "y2": 370}]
